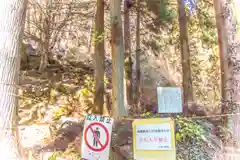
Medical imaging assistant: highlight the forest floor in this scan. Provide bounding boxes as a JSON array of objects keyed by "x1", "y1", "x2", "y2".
[
  {"x1": 16, "y1": 0, "x2": 231, "y2": 158},
  {"x1": 17, "y1": 55, "x2": 225, "y2": 160},
  {"x1": 19, "y1": 56, "x2": 95, "y2": 159}
]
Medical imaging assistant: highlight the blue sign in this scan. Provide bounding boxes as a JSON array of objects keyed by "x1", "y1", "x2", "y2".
[{"x1": 157, "y1": 87, "x2": 182, "y2": 113}]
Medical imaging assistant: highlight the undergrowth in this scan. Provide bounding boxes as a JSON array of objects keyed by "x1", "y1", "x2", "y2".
[{"x1": 140, "y1": 112, "x2": 210, "y2": 160}]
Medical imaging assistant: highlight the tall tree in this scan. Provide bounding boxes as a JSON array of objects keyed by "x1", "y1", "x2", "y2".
[
  {"x1": 230, "y1": 0, "x2": 240, "y2": 148},
  {"x1": 0, "y1": 0, "x2": 27, "y2": 159},
  {"x1": 216, "y1": 0, "x2": 240, "y2": 147},
  {"x1": 214, "y1": 0, "x2": 240, "y2": 147},
  {"x1": 213, "y1": 0, "x2": 229, "y2": 128},
  {"x1": 124, "y1": 0, "x2": 133, "y2": 105},
  {"x1": 134, "y1": 0, "x2": 141, "y2": 105},
  {"x1": 110, "y1": 0, "x2": 128, "y2": 116},
  {"x1": 177, "y1": 0, "x2": 193, "y2": 115},
  {"x1": 93, "y1": 0, "x2": 105, "y2": 115}
]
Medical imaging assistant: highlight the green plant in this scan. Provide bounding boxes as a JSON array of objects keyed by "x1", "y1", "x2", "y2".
[
  {"x1": 81, "y1": 88, "x2": 89, "y2": 96},
  {"x1": 83, "y1": 75, "x2": 94, "y2": 92},
  {"x1": 48, "y1": 152, "x2": 61, "y2": 160},
  {"x1": 92, "y1": 29, "x2": 106, "y2": 44},
  {"x1": 176, "y1": 118, "x2": 205, "y2": 144},
  {"x1": 159, "y1": 5, "x2": 175, "y2": 22},
  {"x1": 140, "y1": 112, "x2": 152, "y2": 118},
  {"x1": 53, "y1": 107, "x2": 68, "y2": 120}
]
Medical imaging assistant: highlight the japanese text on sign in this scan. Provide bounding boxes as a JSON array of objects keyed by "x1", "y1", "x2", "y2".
[
  {"x1": 86, "y1": 114, "x2": 112, "y2": 124},
  {"x1": 137, "y1": 129, "x2": 170, "y2": 133},
  {"x1": 133, "y1": 118, "x2": 176, "y2": 160},
  {"x1": 136, "y1": 123, "x2": 172, "y2": 151},
  {"x1": 157, "y1": 87, "x2": 182, "y2": 113},
  {"x1": 82, "y1": 114, "x2": 114, "y2": 160}
]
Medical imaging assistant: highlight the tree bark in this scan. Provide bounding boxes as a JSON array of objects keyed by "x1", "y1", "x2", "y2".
[
  {"x1": 213, "y1": 0, "x2": 229, "y2": 129},
  {"x1": 213, "y1": 0, "x2": 240, "y2": 147},
  {"x1": 177, "y1": 0, "x2": 193, "y2": 115},
  {"x1": 223, "y1": 0, "x2": 240, "y2": 148},
  {"x1": 124, "y1": 0, "x2": 133, "y2": 105},
  {"x1": 0, "y1": 0, "x2": 27, "y2": 159},
  {"x1": 110, "y1": 0, "x2": 128, "y2": 116},
  {"x1": 38, "y1": 0, "x2": 51, "y2": 72},
  {"x1": 134, "y1": 0, "x2": 141, "y2": 106},
  {"x1": 93, "y1": 0, "x2": 105, "y2": 115}
]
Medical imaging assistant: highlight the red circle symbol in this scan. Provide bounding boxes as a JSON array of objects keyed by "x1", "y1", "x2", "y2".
[{"x1": 84, "y1": 122, "x2": 109, "y2": 152}]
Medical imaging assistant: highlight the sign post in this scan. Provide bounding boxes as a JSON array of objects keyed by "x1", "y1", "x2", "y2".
[
  {"x1": 132, "y1": 118, "x2": 176, "y2": 160},
  {"x1": 81, "y1": 114, "x2": 114, "y2": 160}
]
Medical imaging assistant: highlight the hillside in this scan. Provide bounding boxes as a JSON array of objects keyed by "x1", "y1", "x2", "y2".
[{"x1": 17, "y1": 0, "x2": 226, "y2": 159}]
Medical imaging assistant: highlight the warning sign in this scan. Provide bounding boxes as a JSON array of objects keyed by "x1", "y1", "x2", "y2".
[
  {"x1": 81, "y1": 114, "x2": 113, "y2": 160},
  {"x1": 132, "y1": 118, "x2": 176, "y2": 160},
  {"x1": 84, "y1": 122, "x2": 109, "y2": 152}
]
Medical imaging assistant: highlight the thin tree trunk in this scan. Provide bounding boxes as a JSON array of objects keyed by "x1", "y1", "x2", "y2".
[
  {"x1": 124, "y1": 0, "x2": 133, "y2": 105},
  {"x1": 232, "y1": 0, "x2": 240, "y2": 148},
  {"x1": 38, "y1": 0, "x2": 51, "y2": 72},
  {"x1": 93, "y1": 0, "x2": 105, "y2": 115},
  {"x1": 213, "y1": 0, "x2": 229, "y2": 129},
  {"x1": 87, "y1": 5, "x2": 97, "y2": 54},
  {"x1": 110, "y1": 0, "x2": 128, "y2": 116},
  {"x1": 213, "y1": 0, "x2": 240, "y2": 147},
  {"x1": 177, "y1": 0, "x2": 193, "y2": 115},
  {"x1": 27, "y1": 3, "x2": 31, "y2": 38},
  {"x1": 38, "y1": 0, "x2": 48, "y2": 72},
  {"x1": 135, "y1": 0, "x2": 141, "y2": 106},
  {"x1": 222, "y1": 0, "x2": 240, "y2": 148},
  {"x1": 0, "y1": 0, "x2": 27, "y2": 159}
]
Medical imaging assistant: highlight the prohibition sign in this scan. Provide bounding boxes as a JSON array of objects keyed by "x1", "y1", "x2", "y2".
[{"x1": 84, "y1": 122, "x2": 109, "y2": 152}]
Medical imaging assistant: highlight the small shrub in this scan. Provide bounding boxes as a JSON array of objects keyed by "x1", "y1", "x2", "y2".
[{"x1": 176, "y1": 118, "x2": 205, "y2": 144}]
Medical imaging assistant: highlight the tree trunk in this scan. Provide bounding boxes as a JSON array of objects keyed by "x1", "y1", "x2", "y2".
[
  {"x1": 213, "y1": 0, "x2": 240, "y2": 147},
  {"x1": 220, "y1": 0, "x2": 240, "y2": 148},
  {"x1": 213, "y1": 0, "x2": 229, "y2": 129},
  {"x1": 38, "y1": 0, "x2": 51, "y2": 72},
  {"x1": 93, "y1": 0, "x2": 105, "y2": 115},
  {"x1": 134, "y1": 0, "x2": 141, "y2": 106},
  {"x1": 177, "y1": 0, "x2": 193, "y2": 115},
  {"x1": 26, "y1": 2, "x2": 30, "y2": 37},
  {"x1": 88, "y1": 6, "x2": 97, "y2": 54},
  {"x1": 110, "y1": 0, "x2": 128, "y2": 116},
  {"x1": 231, "y1": 0, "x2": 240, "y2": 148},
  {"x1": 0, "y1": 0, "x2": 27, "y2": 159},
  {"x1": 124, "y1": 0, "x2": 133, "y2": 105}
]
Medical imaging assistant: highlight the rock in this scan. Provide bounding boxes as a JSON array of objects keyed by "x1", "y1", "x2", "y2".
[
  {"x1": 18, "y1": 124, "x2": 51, "y2": 149},
  {"x1": 213, "y1": 147, "x2": 240, "y2": 160},
  {"x1": 42, "y1": 106, "x2": 56, "y2": 123},
  {"x1": 113, "y1": 119, "x2": 132, "y2": 146},
  {"x1": 73, "y1": 136, "x2": 82, "y2": 152},
  {"x1": 40, "y1": 119, "x2": 83, "y2": 153},
  {"x1": 119, "y1": 145, "x2": 133, "y2": 159},
  {"x1": 40, "y1": 152, "x2": 74, "y2": 160},
  {"x1": 40, "y1": 152, "x2": 54, "y2": 160}
]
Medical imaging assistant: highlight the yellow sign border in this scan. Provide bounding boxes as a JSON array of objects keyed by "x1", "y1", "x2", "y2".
[{"x1": 132, "y1": 118, "x2": 176, "y2": 160}]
